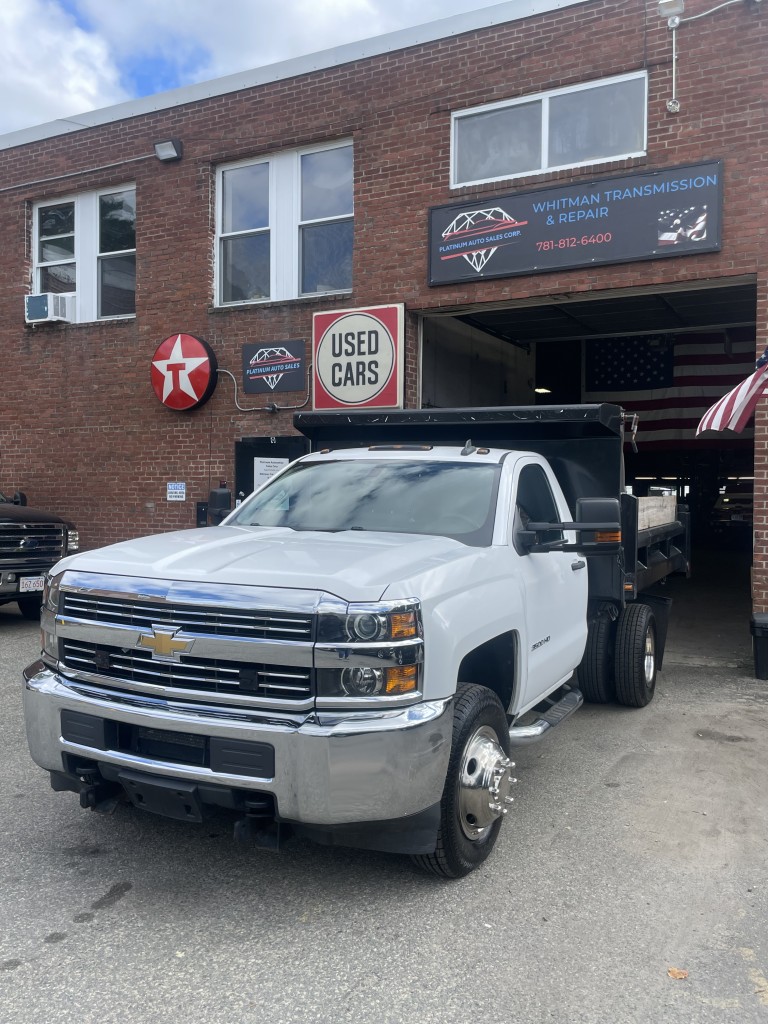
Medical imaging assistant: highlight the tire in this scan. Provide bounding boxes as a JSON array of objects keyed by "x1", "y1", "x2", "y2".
[
  {"x1": 17, "y1": 595, "x2": 43, "y2": 621},
  {"x1": 412, "y1": 684, "x2": 514, "y2": 879},
  {"x1": 577, "y1": 609, "x2": 616, "y2": 703},
  {"x1": 614, "y1": 603, "x2": 657, "y2": 708}
]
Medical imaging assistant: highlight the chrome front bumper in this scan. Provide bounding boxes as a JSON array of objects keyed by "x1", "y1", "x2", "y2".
[{"x1": 22, "y1": 662, "x2": 453, "y2": 826}]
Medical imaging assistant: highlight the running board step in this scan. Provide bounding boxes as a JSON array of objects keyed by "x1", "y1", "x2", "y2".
[{"x1": 507, "y1": 688, "x2": 583, "y2": 746}]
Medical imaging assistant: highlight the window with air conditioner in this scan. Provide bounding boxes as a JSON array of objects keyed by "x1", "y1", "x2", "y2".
[
  {"x1": 451, "y1": 72, "x2": 648, "y2": 188},
  {"x1": 32, "y1": 186, "x2": 136, "y2": 323},
  {"x1": 216, "y1": 141, "x2": 353, "y2": 305}
]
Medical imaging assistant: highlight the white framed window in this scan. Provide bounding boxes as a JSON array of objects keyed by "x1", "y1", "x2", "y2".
[
  {"x1": 451, "y1": 72, "x2": 648, "y2": 188},
  {"x1": 33, "y1": 186, "x2": 136, "y2": 322},
  {"x1": 216, "y1": 141, "x2": 353, "y2": 305}
]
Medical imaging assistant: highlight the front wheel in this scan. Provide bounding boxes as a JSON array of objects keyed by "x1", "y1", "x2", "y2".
[
  {"x1": 17, "y1": 595, "x2": 43, "y2": 621},
  {"x1": 615, "y1": 603, "x2": 657, "y2": 708},
  {"x1": 412, "y1": 684, "x2": 515, "y2": 879}
]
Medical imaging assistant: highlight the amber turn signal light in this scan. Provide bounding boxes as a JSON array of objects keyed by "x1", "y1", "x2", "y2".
[{"x1": 384, "y1": 665, "x2": 418, "y2": 694}]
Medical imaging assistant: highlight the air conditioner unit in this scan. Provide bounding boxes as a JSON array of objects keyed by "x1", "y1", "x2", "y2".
[{"x1": 24, "y1": 292, "x2": 75, "y2": 324}]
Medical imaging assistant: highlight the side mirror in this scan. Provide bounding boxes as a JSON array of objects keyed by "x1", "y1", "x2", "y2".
[
  {"x1": 13, "y1": 490, "x2": 27, "y2": 506},
  {"x1": 574, "y1": 497, "x2": 622, "y2": 554},
  {"x1": 518, "y1": 529, "x2": 538, "y2": 552},
  {"x1": 522, "y1": 497, "x2": 622, "y2": 554}
]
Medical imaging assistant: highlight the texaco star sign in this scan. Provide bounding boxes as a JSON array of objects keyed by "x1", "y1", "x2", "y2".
[{"x1": 150, "y1": 333, "x2": 218, "y2": 411}]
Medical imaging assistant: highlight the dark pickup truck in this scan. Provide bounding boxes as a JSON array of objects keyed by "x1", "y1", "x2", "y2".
[{"x1": 0, "y1": 491, "x2": 79, "y2": 619}]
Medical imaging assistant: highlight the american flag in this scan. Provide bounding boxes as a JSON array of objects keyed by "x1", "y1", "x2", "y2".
[
  {"x1": 583, "y1": 333, "x2": 758, "y2": 446},
  {"x1": 696, "y1": 345, "x2": 768, "y2": 435}
]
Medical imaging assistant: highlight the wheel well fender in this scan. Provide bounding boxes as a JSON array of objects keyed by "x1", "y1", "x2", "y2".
[{"x1": 457, "y1": 631, "x2": 517, "y2": 712}]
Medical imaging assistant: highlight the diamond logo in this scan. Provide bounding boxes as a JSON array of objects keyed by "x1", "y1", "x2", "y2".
[
  {"x1": 252, "y1": 346, "x2": 298, "y2": 390},
  {"x1": 440, "y1": 207, "x2": 528, "y2": 274}
]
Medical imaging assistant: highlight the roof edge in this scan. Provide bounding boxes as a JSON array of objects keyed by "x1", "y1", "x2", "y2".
[{"x1": 0, "y1": 0, "x2": 590, "y2": 152}]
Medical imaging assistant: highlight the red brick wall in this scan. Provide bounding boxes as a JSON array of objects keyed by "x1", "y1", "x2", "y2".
[
  {"x1": 751, "y1": 269, "x2": 768, "y2": 613},
  {"x1": 0, "y1": 0, "x2": 766, "y2": 565}
]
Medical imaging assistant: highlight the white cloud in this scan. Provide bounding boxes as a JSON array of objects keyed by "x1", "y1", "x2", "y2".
[
  {"x1": 0, "y1": 0, "x2": 128, "y2": 133},
  {"x1": 0, "y1": 0, "x2": 503, "y2": 135}
]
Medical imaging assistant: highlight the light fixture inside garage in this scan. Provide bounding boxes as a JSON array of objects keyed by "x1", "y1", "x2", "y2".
[
  {"x1": 153, "y1": 138, "x2": 184, "y2": 162},
  {"x1": 534, "y1": 387, "x2": 552, "y2": 394}
]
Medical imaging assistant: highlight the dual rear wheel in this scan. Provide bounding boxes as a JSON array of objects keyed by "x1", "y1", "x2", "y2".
[{"x1": 578, "y1": 602, "x2": 657, "y2": 708}]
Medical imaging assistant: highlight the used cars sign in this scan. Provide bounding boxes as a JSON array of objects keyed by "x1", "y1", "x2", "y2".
[{"x1": 312, "y1": 304, "x2": 404, "y2": 410}]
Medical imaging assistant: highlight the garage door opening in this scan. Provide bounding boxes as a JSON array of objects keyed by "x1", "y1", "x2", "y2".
[{"x1": 420, "y1": 278, "x2": 757, "y2": 650}]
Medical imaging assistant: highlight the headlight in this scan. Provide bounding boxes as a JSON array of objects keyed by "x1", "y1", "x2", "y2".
[
  {"x1": 66, "y1": 529, "x2": 79, "y2": 553},
  {"x1": 318, "y1": 664, "x2": 420, "y2": 699},
  {"x1": 318, "y1": 600, "x2": 422, "y2": 644},
  {"x1": 342, "y1": 666, "x2": 384, "y2": 696},
  {"x1": 316, "y1": 599, "x2": 423, "y2": 704},
  {"x1": 41, "y1": 625, "x2": 58, "y2": 661},
  {"x1": 43, "y1": 572, "x2": 63, "y2": 613},
  {"x1": 41, "y1": 572, "x2": 63, "y2": 661},
  {"x1": 349, "y1": 613, "x2": 385, "y2": 642}
]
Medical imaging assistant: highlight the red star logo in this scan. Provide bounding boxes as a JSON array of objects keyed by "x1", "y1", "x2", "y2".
[{"x1": 150, "y1": 334, "x2": 218, "y2": 411}]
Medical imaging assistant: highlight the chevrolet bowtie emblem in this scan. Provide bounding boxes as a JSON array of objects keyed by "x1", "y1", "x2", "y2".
[{"x1": 137, "y1": 626, "x2": 194, "y2": 662}]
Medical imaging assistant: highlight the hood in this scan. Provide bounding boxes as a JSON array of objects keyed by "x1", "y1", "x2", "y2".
[
  {"x1": 57, "y1": 525, "x2": 474, "y2": 603},
  {"x1": 0, "y1": 503, "x2": 72, "y2": 526}
]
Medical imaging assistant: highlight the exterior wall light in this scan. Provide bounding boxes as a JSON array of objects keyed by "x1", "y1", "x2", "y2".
[
  {"x1": 658, "y1": 0, "x2": 760, "y2": 114},
  {"x1": 153, "y1": 139, "x2": 184, "y2": 162},
  {"x1": 658, "y1": 0, "x2": 685, "y2": 27}
]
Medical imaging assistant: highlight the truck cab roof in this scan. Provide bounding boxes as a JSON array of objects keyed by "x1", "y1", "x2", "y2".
[{"x1": 300, "y1": 444, "x2": 518, "y2": 465}]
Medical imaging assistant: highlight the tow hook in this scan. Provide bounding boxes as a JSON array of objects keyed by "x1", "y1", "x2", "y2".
[
  {"x1": 234, "y1": 798, "x2": 292, "y2": 851},
  {"x1": 72, "y1": 765, "x2": 119, "y2": 813}
]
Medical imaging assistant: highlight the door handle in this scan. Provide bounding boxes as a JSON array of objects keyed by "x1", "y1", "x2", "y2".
[{"x1": 571, "y1": 559, "x2": 586, "y2": 571}]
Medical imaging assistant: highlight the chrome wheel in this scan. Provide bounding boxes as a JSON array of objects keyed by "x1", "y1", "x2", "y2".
[
  {"x1": 643, "y1": 626, "x2": 656, "y2": 686},
  {"x1": 615, "y1": 603, "x2": 657, "y2": 708},
  {"x1": 412, "y1": 684, "x2": 514, "y2": 877},
  {"x1": 458, "y1": 725, "x2": 516, "y2": 841}
]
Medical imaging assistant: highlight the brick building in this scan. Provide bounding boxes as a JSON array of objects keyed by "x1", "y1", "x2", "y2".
[{"x1": 0, "y1": 1, "x2": 766, "y2": 630}]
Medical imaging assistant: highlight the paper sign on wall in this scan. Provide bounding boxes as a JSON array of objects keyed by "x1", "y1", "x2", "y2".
[{"x1": 253, "y1": 457, "x2": 289, "y2": 488}]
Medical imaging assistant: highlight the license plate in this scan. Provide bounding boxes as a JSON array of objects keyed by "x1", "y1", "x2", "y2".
[
  {"x1": 20, "y1": 576, "x2": 45, "y2": 593},
  {"x1": 731, "y1": 514, "x2": 745, "y2": 522}
]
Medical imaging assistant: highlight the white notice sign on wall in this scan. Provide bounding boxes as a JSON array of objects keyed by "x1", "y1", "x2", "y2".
[
  {"x1": 167, "y1": 481, "x2": 186, "y2": 501},
  {"x1": 253, "y1": 457, "x2": 289, "y2": 489}
]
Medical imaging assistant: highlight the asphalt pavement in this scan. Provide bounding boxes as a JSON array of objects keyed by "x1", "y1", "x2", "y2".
[{"x1": 1, "y1": 549, "x2": 766, "y2": 1023}]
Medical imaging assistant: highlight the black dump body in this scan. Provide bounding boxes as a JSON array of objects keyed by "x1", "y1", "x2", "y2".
[
  {"x1": 296, "y1": 404, "x2": 624, "y2": 509},
  {"x1": 294, "y1": 404, "x2": 690, "y2": 608}
]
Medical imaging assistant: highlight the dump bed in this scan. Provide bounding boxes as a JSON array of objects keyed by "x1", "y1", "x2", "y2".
[
  {"x1": 294, "y1": 404, "x2": 690, "y2": 605},
  {"x1": 296, "y1": 404, "x2": 625, "y2": 512}
]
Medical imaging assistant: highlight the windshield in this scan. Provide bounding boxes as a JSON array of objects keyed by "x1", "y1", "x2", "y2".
[{"x1": 228, "y1": 458, "x2": 501, "y2": 546}]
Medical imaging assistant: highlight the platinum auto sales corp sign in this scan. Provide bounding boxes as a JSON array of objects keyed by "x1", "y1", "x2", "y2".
[{"x1": 312, "y1": 304, "x2": 404, "y2": 410}]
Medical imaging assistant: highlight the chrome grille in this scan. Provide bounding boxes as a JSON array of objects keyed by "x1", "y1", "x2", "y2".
[
  {"x1": 0, "y1": 523, "x2": 65, "y2": 568},
  {"x1": 61, "y1": 639, "x2": 313, "y2": 701},
  {"x1": 61, "y1": 592, "x2": 313, "y2": 641}
]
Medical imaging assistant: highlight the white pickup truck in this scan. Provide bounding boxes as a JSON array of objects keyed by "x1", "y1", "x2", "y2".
[{"x1": 22, "y1": 405, "x2": 689, "y2": 877}]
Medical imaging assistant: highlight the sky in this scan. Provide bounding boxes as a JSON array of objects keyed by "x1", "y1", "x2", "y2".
[{"x1": 0, "y1": 0, "x2": 506, "y2": 137}]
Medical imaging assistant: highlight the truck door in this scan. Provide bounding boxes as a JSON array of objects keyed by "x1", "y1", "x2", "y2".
[{"x1": 512, "y1": 460, "x2": 588, "y2": 712}]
